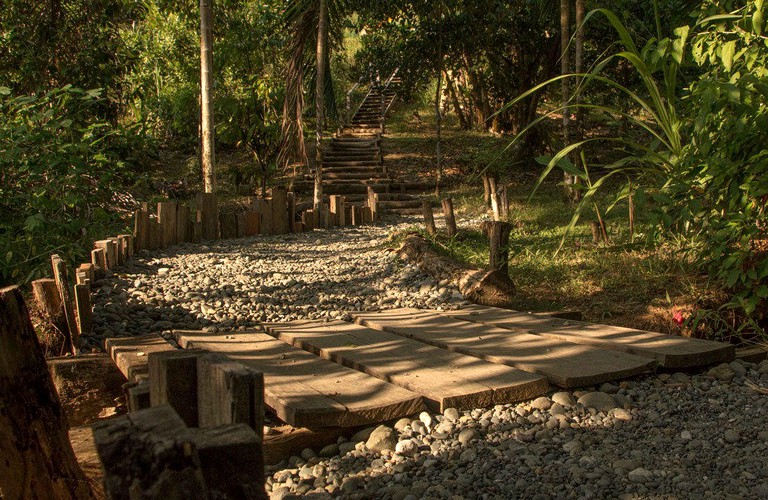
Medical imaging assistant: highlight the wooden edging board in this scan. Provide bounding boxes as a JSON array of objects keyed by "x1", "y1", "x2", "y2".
[
  {"x1": 263, "y1": 320, "x2": 548, "y2": 412},
  {"x1": 174, "y1": 330, "x2": 425, "y2": 428},
  {"x1": 352, "y1": 308, "x2": 656, "y2": 388},
  {"x1": 105, "y1": 334, "x2": 177, "y2": 383},
  {"x1": 439, "y1": 304, "x2": 735, "y2": 369}
]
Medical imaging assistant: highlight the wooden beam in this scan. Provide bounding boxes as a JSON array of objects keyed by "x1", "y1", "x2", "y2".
[
  {"x1": 176, "y1": 205, "x2": 189, "y2": 243},
  {"x1": 133, "y1": 208, "x2": 150, "y2": 251},
  {"x1": 157, "y1": 201, "x2": 178, "y2": 247},
  {"x1": 31, "y1": 278, "x2": 69, "y2": 346},
  {"x1": 148, "y1": 349, "x2": 207, "y2": 427},
  {"x1": 196, "y1": 192, "x2": 219, "y2": 240},
  {"x1": 270, "y1": 187, "x2": 289, "y2": 234},
  {"x1": 91, "y1": 248, "x2": 106, "y2": 279},
  {"x1": 197, "y1": 353, "x2": 264, "y2": 432},
  {"x1": 74, "y1": 283, "x2": 93, "y2": 336}
]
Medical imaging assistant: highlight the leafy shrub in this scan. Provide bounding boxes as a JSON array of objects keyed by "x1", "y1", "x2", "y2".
[{"x1": 0, "y1": 86, "x2": 137, "y2": 285}]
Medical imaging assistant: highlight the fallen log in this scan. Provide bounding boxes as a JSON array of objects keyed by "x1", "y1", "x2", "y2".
[{"x1": 397, "y1": 234, "x2": 516, "y2": 308}]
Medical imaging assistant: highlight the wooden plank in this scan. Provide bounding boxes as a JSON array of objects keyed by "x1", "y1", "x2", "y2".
[
  {"x1": 175, "y1": 330, "x2": 425, "y2": 428},
  {"x1": 258, "y1": 199, "x2": 273, "y2": 235},
  {"x1": 197, "y1": 353, "x2": 264, "y2": 432},
  {"x1": 270, "y1": 186, "x2": 289, "y2": 234},
  {"x1": 0, "y1": 286, "x2": 91, "y2": 500},
  {"x1": 50, "y1": 254, "x2": 78, "y2": 352},
  {"x1": 91, "y1": 248, "x2": 106, "y2": 278},
  {"x1": 108, "y1": 238, "x2": 121, "y2": 266},
  {"x1": 157, "y1": 201, "x2": 178, "y2": 247},
  {"x1": 105, "y1": 334, "x2": 177, "y2": 383},
  {"x1": 264, "y1": 320, "x2": 548, "y2": 412},
  {"x1": 93, "y1": 240, "x2": 113, "y2": 270},
  {"x1": 243, "y1": 211, "x2": 260, "y2": 236},
  {"x1": 148, "y1": 219, "x2": 161, "y2": 250},
  {"x1": 351, "y1": 205, "x2": 362, "y2": 226},
  {"x1": 116, "y1": 235, "x2": 128, "y2": 264},
  {"x1": 236, "y1": 211, "x2": 248, "y2": 238},
  {"x1": 32, "y1": 278, "x2": 69, "y2": 340},
  {"x1": 330, "y1": 195, "x2": 346, "y2": 227},
  {"x1": 176, "y1": 205, "x2": 189, "y2": 243},
  {"x1": 441, "y1": 305, "x2": 736, "y2": 369},
  {"x1": 133, "y1": 208, "x2": 150, "y2": 251},
  {"x1": 74, "y1": 283, "x2": 93, "y2": 336},
  {"x1": 352, "y1": 308, "x2": 656, "y2": 388},
  {"x1": 219, "y1": 211, "x2": 238, "y2": 239},
  {"x1": 196, "y1": 192, "x2": 219, "y2": 240},
  {"x1": 287, "y1": 192, "x2": 297, "y2": 233},
  {"x1": 301, "y1": 210, "x2": 315, "y2": 231},
  {"x1": 149, "y1": 350, "x2": 206, "y2": 427}
]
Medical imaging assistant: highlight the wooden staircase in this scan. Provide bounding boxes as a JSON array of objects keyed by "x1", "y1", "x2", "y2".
[{"x1": 294, "y1": 74, "x2": 434, "y2": 216}]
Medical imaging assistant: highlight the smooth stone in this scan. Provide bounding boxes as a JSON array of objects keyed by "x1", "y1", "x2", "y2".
[
  {"x1": 458, "y1": 428, "x2": 479, "y2": 446},
  {"x1": 577, "y1": 392, "x2": 618, "y2": 412},
  {"x1": 551, "y1": 392, "x2": 576, "y2": 406},
  {"x1": 366, "y1": 425, "x2": 397, "y2": 453},
  {"x1": 443, "y1": 408, "x2": 460, "y2": 422},
  {"x1": 530, "y1": 396, "x2": 552, "y2": 410}
]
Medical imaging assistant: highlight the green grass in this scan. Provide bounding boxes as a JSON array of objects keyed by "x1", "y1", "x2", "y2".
[{"x1": 386, "y1": 99, "x2": 733, "y2": 340}]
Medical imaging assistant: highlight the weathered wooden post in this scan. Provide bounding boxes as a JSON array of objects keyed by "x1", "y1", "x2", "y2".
[
  {"x1": 483, "y1": 221, "x2": 512, "y2": 274},
  {"x1": 50, "y1": 254, "x2": 78, "y2": 352},
  {"x1": 422, "y1": 200, "x2": 436, "y2": 236},
  {"x1": 149, "y1": 350, "x2": 206, "y2": 428},
  {"x1": 0, "y1": 286, "x2": 93, "y2": 499},
  {"x1": 196, "y1": 192, "x2": 219, "y2": 240},
  {"x1": 441, "y1": 198, "x2": 457, "y2": 237},
  {"x1": 74, "y1": 283, "x2": 93, "y2": 336}
]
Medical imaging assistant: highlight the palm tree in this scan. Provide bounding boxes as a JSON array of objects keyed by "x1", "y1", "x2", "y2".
[{"x1": 280, "y1": 0, "x2": 347, "y2": 210}]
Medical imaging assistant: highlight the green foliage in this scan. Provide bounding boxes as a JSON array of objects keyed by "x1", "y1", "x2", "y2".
[
  {"x1": 0, "y1": 86, "x2": 137, "y2": 285},
  {"x1": 516, "y1": 0, "x2": 768, "y2": 339}
]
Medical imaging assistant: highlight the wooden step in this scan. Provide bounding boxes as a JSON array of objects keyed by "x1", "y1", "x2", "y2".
[
  {"x1": 324, "y1": 172, "x2": 387, "y2": 180},
  {"x1": 322, "y1": 165, "x2": 382, "y2": 173},
  {"x1": 375, "y1": 193, "x2": 420, "y2": 201},
  {"x1": 174, "y1": 330, "x2": 425, "y2": 428},
  {"x1": 352, "y1": 308, "x2": 656, "y2": 388},
  {"x1": 379, "y1": 207, "x2": 425, "y2": 215},
  {"x1": 263, "y1": 320, "x2": 548, "y2": 412},
  {"x1": 378, "y1": 199, "x2": 422, "y2": 209},
  {"x1": 322, "y1": 160, "x2": 381, "y2": 167},
  {"x1": 440, "y1": 305, "x2": 735, "y2": 369}
]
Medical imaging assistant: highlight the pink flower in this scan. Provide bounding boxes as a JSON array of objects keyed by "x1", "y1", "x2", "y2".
[{"x1": 672, "y1": 311, "x2": 685, "y2": 326}]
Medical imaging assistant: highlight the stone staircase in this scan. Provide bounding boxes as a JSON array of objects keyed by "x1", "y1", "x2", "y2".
[{"x1": 294, "y1": 76, "x2": 433, "y2": 216}]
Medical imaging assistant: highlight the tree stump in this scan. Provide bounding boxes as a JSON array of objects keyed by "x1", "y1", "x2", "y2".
[
  {"x1": 0, "y1": 286, "x2": 93, "y2": 499},
  {"x1": 481, "y1": 221, "x2": 512, "y2": 274},
  {"x1": 397, "y1": 234, "x2": 516, "y2": 308},
  {"x1": 422, "y1": 200, "x2": 436, "y2": 236}
]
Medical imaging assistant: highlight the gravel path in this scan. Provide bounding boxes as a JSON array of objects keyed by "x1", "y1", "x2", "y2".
[{"x1": 90, "y1": 221, "x2": 768, "y2": 499}]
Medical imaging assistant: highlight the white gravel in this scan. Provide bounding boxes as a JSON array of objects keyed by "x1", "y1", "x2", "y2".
[{"x1": 87, "y1": 219, "x2": 768, "y2": 499}]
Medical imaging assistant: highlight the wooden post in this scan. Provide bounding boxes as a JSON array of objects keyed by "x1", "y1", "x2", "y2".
[
  {"x1": 176, "y1": 205, "x2": 189, "y2": 243},
  {"x1": 148, "y1": 219, "x2": 161, "y2": 250},
  {"x1": 330, "y1": 195, "x2": 346, "y2": 227},
  {"x1": 93, "y1": 240, "x2": 112, "y2": 270},
  {"x1": 244, "y1": 211, "x2": 260, "y2": 236},
  {"x1": 236, "y1": 211, "x2": 248, "y2": 238},
  {"x1": 196, "y1": 192, "x2": 219, "y2": 240},
  {"x1": 257, "y1": 198, "x2": 273, "y2": 235},
  {"x1": 197, "y1": 353, "x2": 264, "y2": 432},
  {"x1": 367, "y1": 187, "x2": 379, "y2": 222},
  {"x1": 0, "y1": 287, "x2": 92, "y2": 500},
  {"x1": 302, "y1": 210, "x2": 315, "y2": 231},
  {"x1": 287, "y1": 192, "x2": 297, "y2": 232},
  {"x1": 482, "y1": 173, "x2": 491, "y2": 208},
  {"x1": 344, "y1": 205, "x2": 352, "y2": 226},
  {"x1": 270, "y1": 187, "x2": 289, "y2": 234},
  {"x1": 50, "y1": 254, "x2": 78, "y2": 352},
  {"x1": 489, "y1": 175, "x2": 500, "y2": 221},
  {"x1": 91, "y1": 248, "x2": 106, "y2": 279},
  {"x1": 441, "y1": 198, "x2": 457, "y2": 237},
  {"x1": 483, "y1": 221, "x2": 512, "y2": 274},
  {"x1": 192, "y1": 211, "x2": 203, "y2": 242},
  {"x1": 149, "y1": 350, "x2": 206, "y2": 428},
  {"x1": 158, "y1": 201, "x2": 178, "y2": 247},
  {"x1": 78, "y1": 263, "x2": 95, "y2": 285},
  {"x1": 74, "y1": 283, "x2": 93, "y2": 336},
  {"x1": 134, "y1": 208, "x2": 150, "y2": 251},
  {"x1": 320, "y1": 202, "x2": 330, "y2": 229},
  {"x1": 351, "y1": 205, "x2": 362, "y2": 226},
  {"x1": 422, "y1": 201, "x2": 436, "y2": 236},
  {"x1": 31, "y1": 278, "x2": 69, "y2": 342},
  {"x1": 117, "y1": 235, "x2": 129, "y2": 264},
  {"x1": 219, "y1": 211, "x2": 238, "y2": 239}
]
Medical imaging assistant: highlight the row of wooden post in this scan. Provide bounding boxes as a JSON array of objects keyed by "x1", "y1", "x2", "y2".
[
  {"x1": 422, "y1": 196, "x2": 512, "y2": 274},
  {"x1": 30, "y1": 189, "x2": 379, "y2": 354}
]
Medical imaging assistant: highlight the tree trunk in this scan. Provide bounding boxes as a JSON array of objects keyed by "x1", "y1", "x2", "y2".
[
  {"x1": 434, "y1": 29, "x2": 443, "y2": 196},
  {"x1": 200, "y1": 0, "x2": 215, "y2": 193},
  {"x1": 561, "y1": 0, "x2": 578, "y2": 203},
  {"x1": 314, "y1": 0, "x2": 328, "y2": 210},
  {"x1": 0, "y1": 286, "x2": 93, "y2": 499},
  {"x1": 574, "y1": 0, "x2": 585, "y2": 140},
  {"x1": 445, "y1": 72, "x2": 470, "y2": 129},
  {"x1": 397, "y1": 235, "x2": 516, "y2": 308}
]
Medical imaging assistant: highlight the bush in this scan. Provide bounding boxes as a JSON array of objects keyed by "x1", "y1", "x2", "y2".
[{"x1": 0, "y1": 86, "x2": 138, "y2": 285}]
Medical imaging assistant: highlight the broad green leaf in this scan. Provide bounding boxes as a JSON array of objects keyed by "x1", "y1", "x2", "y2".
[{"x1": 721, "y1": 40, "x2": 736, "y2": 71}]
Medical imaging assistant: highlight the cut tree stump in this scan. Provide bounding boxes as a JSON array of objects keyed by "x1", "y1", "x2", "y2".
[
  {"x1": 397, "y1": 234, "x2": 516, "y2": 308},
  {"x1": 0, "y1": 286, "x2": 93, "y2": 499}
]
